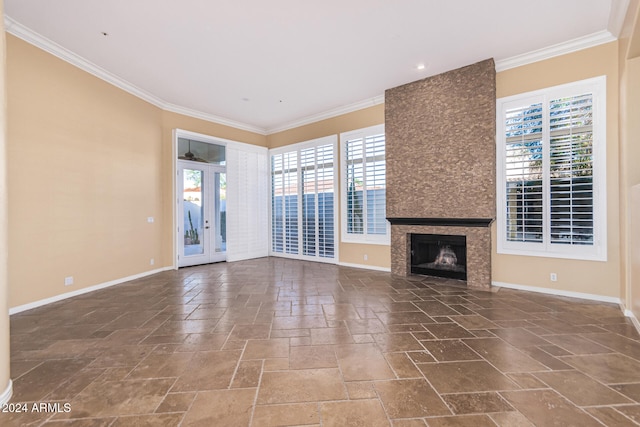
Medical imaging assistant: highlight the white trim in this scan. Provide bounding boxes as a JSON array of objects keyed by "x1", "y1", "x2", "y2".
[
  {"x1": 493, "y1": 281, "x2": 621, "y2": 304},
  {"x1": 495, "y1": 30, "x2": 616, "y2": 72},
  {"x1": 496, "y1": 76, "x2": 607, "y2": 261},
  {"x1": 0, "y1": 380, "x2": 12, "y2": 406},
  {"x1": 163, "y1": 103, "x2": 265, "y2": 135},
  {"x1": 340, "y1": 124, "x2": 390, "y2": 245},
  {"x1": 338, "y1": 262, "x2": 391, "y2": 272},
  {"x1": 9, "y1": 267, "x2": 173, "y2": 315},
  {"x1": 269, "y1": 135, "x2": 337, "y2": 155},
  {"x1": 266, "y1": 95, "x2": 385, "y2": 134},
  {"x1": 4, "y1": 16, "x2": 266, "y2": 136},
  {"x1": 624, "y1": 308, "x2": 640, "y2": 336}
]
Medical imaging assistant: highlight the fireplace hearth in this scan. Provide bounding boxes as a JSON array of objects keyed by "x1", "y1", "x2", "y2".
[{"x1": 411, "y1": 234, "x2": 467, "y2": 280}]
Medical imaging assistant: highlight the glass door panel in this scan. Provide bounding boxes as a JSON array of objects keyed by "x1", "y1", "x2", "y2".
[
  {"x1": 183, "y1": 168, "x2": 205, "y2": 256},
  {"x1": 215, "y1": 172, "x2": 226, "y2": 254}
]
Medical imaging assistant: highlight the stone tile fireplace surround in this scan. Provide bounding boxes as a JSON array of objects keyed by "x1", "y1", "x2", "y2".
[{"x1": 385, "y1": 59, "x2": 496, "y2": 290}]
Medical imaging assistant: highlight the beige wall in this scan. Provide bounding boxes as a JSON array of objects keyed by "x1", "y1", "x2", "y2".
[
  {"x1": 6, "y1": 35, "x2": 266, "y2": 308},
  {"x1": 0, "y1": 0, "x2": 11, "y2": 402},
  {"x1": 8, "y1": 35, "x2": 164, "y2": 307},
  {"x1": 493, "y1": 42, "x2": 621, "y2": 297},
  {"x1": 267, "y1": 104, "x2": 390, "y2": 269},
  {"x1": 619, "y1": 1, "x2": 640, "y2": 316}
]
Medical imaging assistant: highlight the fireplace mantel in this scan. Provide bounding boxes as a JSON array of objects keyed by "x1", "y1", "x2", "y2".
[{"x1": 387, "y1": 218, "x2": 493, "y2": 227}]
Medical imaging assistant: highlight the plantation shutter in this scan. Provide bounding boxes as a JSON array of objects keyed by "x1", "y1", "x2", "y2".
[
  {"x1": 345, "y1": 137, "x2": 364, "y2": 234},
  {"x1": 271, "y1": 154, "x2": 284, "y2": 253},
  {"x1": 269, "y1": 136, "x2": 336, "y2": 261},
  {"x1": 549, "y1": 93, "x2": 594, "y2": 246},
  {"x1": 504, "y1": 102, "x2": 544, "y2": 243},
  {"x1": 226, "y1": 144, "x2": 269, "y2": 262},
  {"x1": 364, "y1": 133, "x2": 386, "y2": 235}
]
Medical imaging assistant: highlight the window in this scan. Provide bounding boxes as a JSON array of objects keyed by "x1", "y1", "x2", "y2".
[
  {"x1": 340, "y1": 124, "x2": 389, "y2": 244},
  {"x1": 270, "y1": 136, "x2": 337, "y2": 261},
  {"x1": 497, "y1": 76, "x2": 606, "y2": 261}
]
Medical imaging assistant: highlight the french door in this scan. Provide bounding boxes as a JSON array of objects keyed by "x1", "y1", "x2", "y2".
[{"x1": 177, "y1": 160, "x2": 226, "y2": 266}]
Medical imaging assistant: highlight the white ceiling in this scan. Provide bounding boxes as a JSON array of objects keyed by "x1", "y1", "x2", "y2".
[{"x1": 4, "y1": 0, "x2": 627, "y2": 134}]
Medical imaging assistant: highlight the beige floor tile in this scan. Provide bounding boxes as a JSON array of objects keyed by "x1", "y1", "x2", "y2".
[
  {"x1": 310, "y1": 327, "x2": 355, "y2": 344},
  {"x1": 489, "y1": 411, "x2": 535, "y2": 427},
  {"x1": 320, "y1": 399, "x2": 390, "y2": 427},
  {"x1": 56, "y1": 378, "x2": 175, "y2": 419},
  {"x1": 424, "y1": 415, "x2": 499, "y2": 427},
  {"x1": 155, "y1": 392, "x2": 196, "y2": 413},
  {"x1": 561, "y1": 353, "x2": 640, "y2": 383},
  {"x1": 171, "y1": 350, "x2": 241, "y2": 391},
  {"x1": 335, "y1": 343, "x2": 395, "y2": 381},
  {"x1": 181, "y1": 388, "x2": 256, "y2": 426},
  {"x1": 501, "y1": 389, "x2": 603, "y2": 427},
  {"x1": 243, "y1": 338, "x2": 290, "y2": 359},
  {"x1": 462, "y1": 338, "x2": 548, "y2": 372},
  {"x1": 418, "y1": 361, "x2": 519, "y2": 393},
  {"x1": 442, "y1": 392, "x2": 513, "y2": 414},
  {"x1": 585, "y1": 407, "x2": 638, "y2": 427},
  {"x1": 534, "y1": 370, "x2": 631, "y2": 405},
  {"x1": 257, "y1": 368, "x2": 347, "y2": 404},
  {"x1": 251, "y1": 403, "x2": 319, "y2": 427},
  {"x1": 375, "y1": 379, "x2": 450, "y2": 418},
  {"x1": 346, "y1": 381, "x2": 378, "y2": 399},
  {"x1": 232, "y1": 360, "x2": 263, "y2": 388},
  {"x1": 384, "y1": 352, "x2": 422, "y2": 378},
  {"x1": 111, "y1": 413, "x2": 184, "y2": 426},
  {"x1": 289, "y1": 345, "x2": 337, "y2": 369}
]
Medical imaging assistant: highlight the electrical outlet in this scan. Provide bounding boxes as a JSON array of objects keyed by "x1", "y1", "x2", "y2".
[
  {"x1": 550, "y1": 273, "x2": 557, "y2": 282},
  {"x1": 150, "y1": 258, "x2": 155, "y2": 266},
  {"x1": 64, "y1": 276, "x2": 74, "y2": 286},
  {"x1": 364, "y1": 254, "x2": 368, "y2": 261},
  {"x1": 147, "y1": 217, "x2": 154, "y2": 223}
]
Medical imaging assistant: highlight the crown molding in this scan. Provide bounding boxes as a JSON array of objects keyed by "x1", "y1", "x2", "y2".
[
  {"x1": 495, "y1": 30, "x2": 617, "y2": 72},
  {"x1": 161, "y1": 102, "x2": 267, "y2": 134},
  {"x1": 265, "y1": 95, "x2": 385, "y2": 135},
  {"x1": 4, "y1": 16, "x2": 268, "y2": 135}
]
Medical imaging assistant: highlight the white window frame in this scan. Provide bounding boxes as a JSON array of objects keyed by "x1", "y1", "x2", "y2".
[
  {"x1": 496, "y1": 76, "x2": 607, "y2": 261},
  {"x1": 269, "y1": 135, "x2": 339, "y2": 263},
  {"x1": 340, "y1": 124, "x2": 389, "y2": 245}
]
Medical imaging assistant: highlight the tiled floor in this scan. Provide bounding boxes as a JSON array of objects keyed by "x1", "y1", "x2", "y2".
[{"x1": 3, "y1": 257, "x2": 640, "y2": 426}]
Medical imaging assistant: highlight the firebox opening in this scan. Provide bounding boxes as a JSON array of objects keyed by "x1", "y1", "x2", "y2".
[{"x1": 411, "y1": 234, "x2": 467, "y2": 281}]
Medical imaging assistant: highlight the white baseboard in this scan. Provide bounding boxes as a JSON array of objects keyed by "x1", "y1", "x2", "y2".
[
  {"x1": 338, "y1": 262, "x2": 391, "y2": 272},
  {"x1": 0, "y1": 379, "x2": 12, "y2": 405},
  {"x1": 9, "y1": 267, "x2": 174, "y2": 315},
  {"x1": 492, "y1": 281, "x2": 621, "y2": 305},
  {"x1": 623, "y1": 308, "x2": 640, "y2": 334}
]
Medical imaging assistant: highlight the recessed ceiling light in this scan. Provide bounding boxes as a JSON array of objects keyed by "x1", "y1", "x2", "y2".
[{"x1": 417, "y1": 64, "x2": 426, "y2": 70}]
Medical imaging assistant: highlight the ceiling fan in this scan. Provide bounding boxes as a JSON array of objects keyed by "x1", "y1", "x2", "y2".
[{"x1": 178, "y1": 140, "x2": 207, "y2": 162}]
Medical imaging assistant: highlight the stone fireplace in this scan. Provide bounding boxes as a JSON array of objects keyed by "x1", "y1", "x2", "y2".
[{"x1": 385, "y1": 59, "x2": 496, "y2": 290}]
